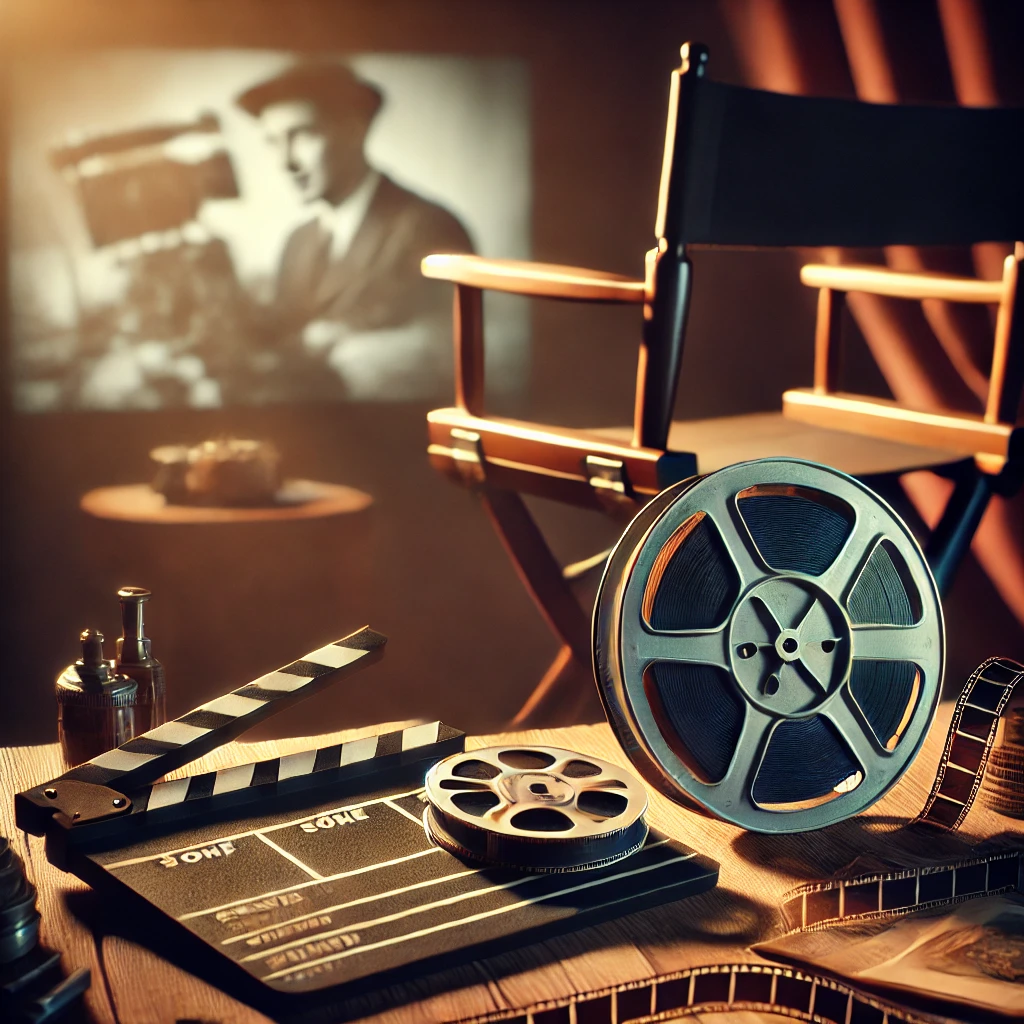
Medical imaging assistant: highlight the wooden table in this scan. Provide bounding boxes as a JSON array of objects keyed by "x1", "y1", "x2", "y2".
[
  {"x1": 0, "y1": 703, "x2": 1011, "y2": 1024},
  {"x1": 80, "y1": 480, "x2": 373, "y2": 524},
  {"x1": 73, "y1": 481, "x2": 377, "y2": 740}
]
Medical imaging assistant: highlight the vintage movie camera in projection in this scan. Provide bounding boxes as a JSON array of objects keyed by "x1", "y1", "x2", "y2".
[
  {"x1": 50, "y1": 114, "x2": 254, "y2": 407},
  {"x1": 50, "y1": 113, "x2": 238, "y2": 247}
]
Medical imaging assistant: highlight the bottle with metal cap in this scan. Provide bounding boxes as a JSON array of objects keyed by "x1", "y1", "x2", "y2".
[
  {"x1": 114, "y1": 586, "x2": 166, "y2": 732},
  {"x1": 55, "y1": 630, "x2": 138, "y2": 767}
]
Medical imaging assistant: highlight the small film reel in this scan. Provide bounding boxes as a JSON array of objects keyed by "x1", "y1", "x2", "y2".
[
  {"x1": 424, "y1": 746, "x2": 649, "y2": 872},
  {"x1": 594, "y1": 458, "x2": 944, "y2": 834}
]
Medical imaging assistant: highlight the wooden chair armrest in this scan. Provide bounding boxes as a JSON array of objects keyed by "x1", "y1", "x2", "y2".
[
  {"x1": 422, "y1": 254, "x2": 646, "y2": 303},
  {"x1": 782, "y1": 388, "x2": 1021, "y2": 463},
  {"x1": 800, "y1": 263, "x2": 1004, "y2": 304},
  {"x1": 427, "y1": 408, "x2": 697, "y2": 511}
]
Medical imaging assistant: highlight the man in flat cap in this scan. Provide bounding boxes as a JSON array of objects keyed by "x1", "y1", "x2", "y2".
[{"x1": 237, "y1": 62, "x2": 473, "y2": 399}]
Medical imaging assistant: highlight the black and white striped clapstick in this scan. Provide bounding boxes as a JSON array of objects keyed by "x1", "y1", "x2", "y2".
[
  {"x1": 17, "y1": 626, "x2": 406, "y2": 837},
  {"x1": 67, "y1": 720, "x2": 463, "y2": 855}
]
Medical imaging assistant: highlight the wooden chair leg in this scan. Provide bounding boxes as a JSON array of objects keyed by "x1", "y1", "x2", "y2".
[
  {"x1": 924, "y1": 463, "x2": 994, "y2": 595},
  {"x1": 480, "y1": 488, "x2": 592, "y2": 666},
  {"x1": 510, "y1": 644, "x2": 601, "y2": 728},
  {"x1": 476, "y1": 487, "x2": 605, "y2": 726}
]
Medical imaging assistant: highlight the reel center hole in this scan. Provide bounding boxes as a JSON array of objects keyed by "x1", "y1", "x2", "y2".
[
  {"x1": 782, "y1": 637, "x2": 799, "y2": 654},
  {"x1": 529, "y1": 782, "x2": 549, "y2": 795}
]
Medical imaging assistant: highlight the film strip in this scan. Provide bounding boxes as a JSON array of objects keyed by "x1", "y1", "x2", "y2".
[
  {"x1": 449, "y1": 656, "x2": 1024, "y2": 1024},
  {"x1": 451, "y1": 962, "x2": 941, "y2": 1024},
  {"x1": 779, "y1": 848, "x2": 1022, "y2": 933},
  {"x1": 913, "y1": 655, "x2": 1023, "y2": 830}
]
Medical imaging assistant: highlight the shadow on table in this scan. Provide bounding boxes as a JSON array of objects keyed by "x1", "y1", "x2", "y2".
[{"x1": 730, "y1": 813, "x2": 993, "y2": 882}]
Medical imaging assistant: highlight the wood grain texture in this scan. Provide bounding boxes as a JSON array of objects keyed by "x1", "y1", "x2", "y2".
[
  {"x1": 782, "y1": 388, "x2": 1019, "y2": 459},
  {"x1": 800, "y1": 263, "x2": 1005, "y2": 303},
  {"x1": 597, "y1": 410, "x2": 961, "y2": 476},
  {"x1": 812, "y1": 287, "x2": 844, "y2": 395},
  {"x1": 422, "y1": 254, "x2": 646, "y2": 303},
  {"x1": 0, "y1": 744, "x2": 118, "y2": 1024},
  {"x1": 1, "y1": 703, "x2": 1008, "y2": 1024},
  {"x1": 986, "y1": 250, "x2": 1024, "y2": 425},
  {"x1": 453, "y1": 285, "x2": 485, "y2": 416},
  {"x1": 427, "y1": 408, "x2": 685, "y2": 511}
]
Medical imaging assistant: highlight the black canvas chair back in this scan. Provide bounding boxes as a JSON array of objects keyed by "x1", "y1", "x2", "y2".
[
  {"x1": 422, "y1": 42, "x2": 1024, "y2": 726},
  {"x1": 667, "y1": 60, "x2": 1024, "y2": 249},
  {"x1": 640, "y1": 43, "x2": 1024, "y2": 451}
]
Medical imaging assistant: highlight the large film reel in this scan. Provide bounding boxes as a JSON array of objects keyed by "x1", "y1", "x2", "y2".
[{"x1": 594, "y1": 459, "x2": 944, "y2": 833}]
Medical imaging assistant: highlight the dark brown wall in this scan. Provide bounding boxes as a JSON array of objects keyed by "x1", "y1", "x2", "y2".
[{"x1": 2, "y1": 0, "x2": 1020, "y2": 746}]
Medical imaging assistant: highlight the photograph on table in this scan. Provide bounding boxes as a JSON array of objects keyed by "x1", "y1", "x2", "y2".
[
  {"x1": 8, "y1": 50, "x2": 530, "y2": 411},
  {"x1": 759, "y1": 893, "x2": 1024, "y2": 1019}
]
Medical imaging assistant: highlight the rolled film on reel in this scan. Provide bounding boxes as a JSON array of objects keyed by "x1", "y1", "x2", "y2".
[
  {"x1": 424, "y1": 746, "x2": 649, "y2": 872},
  {"x1": 594, "y1": 458, "x2": 944, "y2": 833}
]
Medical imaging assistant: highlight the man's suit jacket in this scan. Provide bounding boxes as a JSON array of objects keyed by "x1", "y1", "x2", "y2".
[{"x1": 274, "y1": 174, "x2": 473, "y2": 336}]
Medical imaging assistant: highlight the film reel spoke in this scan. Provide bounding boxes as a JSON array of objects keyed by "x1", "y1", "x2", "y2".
[
  {"x1": 816, "y1": 517, "x2": 879, "y2": 602},
  {"x1": 851, "y1": 622, "x2": 932, "y2": 662},
  {"x1": 825, "y1": 688, "x2": 888, "y2": 774},
  {"x1": 703, "y1": 491, "x2": 768, "y2": 590},
  {"x1": 636, "y1": 623, "x2": 730, "y2": 671},
  {"x1": 711, "y1": 705, "x2": 774, "y2": 812}
]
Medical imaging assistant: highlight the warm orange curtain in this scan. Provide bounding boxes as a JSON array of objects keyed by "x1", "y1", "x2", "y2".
[{"x1": 720, "y1": 0, "x2": 1024, "y2": 625}]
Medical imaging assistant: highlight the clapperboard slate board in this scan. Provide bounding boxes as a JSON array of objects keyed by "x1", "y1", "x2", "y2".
[{"x1": 16, "y1": 626, "x2": 719, "y2": 1006}]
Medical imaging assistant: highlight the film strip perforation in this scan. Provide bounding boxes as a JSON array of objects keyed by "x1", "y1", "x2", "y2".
[
  {"x1": 780, "y1": 850, "x2": 1022, "y2": 933},
  {"x1": 914, "y1": 655, "x2": 1023, "y2": 831},
  {"x1": 456, "y1": 963, "x2": 934, "y2": 1024}
]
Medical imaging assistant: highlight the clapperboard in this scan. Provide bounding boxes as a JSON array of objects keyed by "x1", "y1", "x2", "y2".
[{"x1": 16, "y1": 626, "x2": 718, "y2": 1012}]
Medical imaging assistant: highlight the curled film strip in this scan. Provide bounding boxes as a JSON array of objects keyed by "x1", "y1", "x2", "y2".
[
  {"x1": 780, "y1": 849, "x2": 1022, "y2": 934},
  {"x1": 447, "y1": 656, "x2": 1023, "y2": 1024},
  {"x1": 450, "y1": 961, "x2": 941, "y2": 1024},
  {"x1": 913, "y1": 655, "x2": 1024, "y2": 830}
]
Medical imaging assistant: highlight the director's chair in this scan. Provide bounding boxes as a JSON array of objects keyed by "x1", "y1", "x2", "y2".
[{"x1": 423, "y1": 43, "x2": 1024, "y2": 726}]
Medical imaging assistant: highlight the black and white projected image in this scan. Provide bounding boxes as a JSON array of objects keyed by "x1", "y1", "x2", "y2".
[{"x1": 8, "y1": 52, "x2": 530, "y2": 410}]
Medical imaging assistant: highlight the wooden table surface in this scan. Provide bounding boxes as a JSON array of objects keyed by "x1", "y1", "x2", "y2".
[{"x1": 0, "y1": 703, "x2": 1012, "y2": 1024}]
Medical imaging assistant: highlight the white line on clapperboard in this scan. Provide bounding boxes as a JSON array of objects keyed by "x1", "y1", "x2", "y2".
[
  {"x1": 384, "y1": 798, "x2": 429, "y2": 826},
  {"x1": 263, "y1": 852, "x2": 698, "y2": 982},
  {"x1": 181, "y1": 848, "x2": 442, "y2": 922},
  {"x1": 223, "y1": 865, "x2": 485, "y2": 945},
  {"x1": 255, "y1": 834, "x2": 323, "y2": 880},
  {"x1": 240, "y1": 840, "x2": 676, "y2": 962},
  {"x1": 103, "y1": 787, "x2": 427, "y2": 870}
]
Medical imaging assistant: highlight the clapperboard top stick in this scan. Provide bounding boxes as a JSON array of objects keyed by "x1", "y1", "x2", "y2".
[{"x1": 17, "y1": 626, "x2": 462, "y2": 861}]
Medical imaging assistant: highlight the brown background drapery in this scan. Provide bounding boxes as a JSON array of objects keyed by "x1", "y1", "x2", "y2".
[{"x1": 720, "y1": 0, "x2": 1024, "y2": 626}]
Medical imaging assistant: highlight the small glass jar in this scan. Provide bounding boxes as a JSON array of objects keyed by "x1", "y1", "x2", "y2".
[{"x1": 56, "y1": 630, "x2": 139, "y2": 768}]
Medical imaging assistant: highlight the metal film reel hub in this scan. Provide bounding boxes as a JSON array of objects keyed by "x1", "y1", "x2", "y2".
[
  {"x1": 424, "y1": 746, "x2": 649, "y2": 872},
  {"x1": 594, "y1": 458, "x2": 944, "y2": 834}
]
